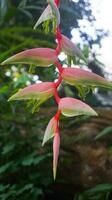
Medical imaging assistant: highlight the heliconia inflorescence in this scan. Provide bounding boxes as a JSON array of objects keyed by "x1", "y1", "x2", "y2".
[{"x1": 1, "y1": 0, "x2": 112, "y2": 179}]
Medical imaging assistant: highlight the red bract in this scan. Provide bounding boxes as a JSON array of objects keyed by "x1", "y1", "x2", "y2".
[
  {"x1": 1, "y1": 48, "x2": 58, "y2": 67},
  {"x1": 1, "y1": 0, "x2": 112, "y2": 180},
  {"x1": 61, "y1": 67, "x2": 112, "y2": 89}
]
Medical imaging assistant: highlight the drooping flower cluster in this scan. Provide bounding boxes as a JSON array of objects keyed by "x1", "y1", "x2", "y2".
[{"x1": 1, "y1": 0, "x2": 112, "y2": 179}]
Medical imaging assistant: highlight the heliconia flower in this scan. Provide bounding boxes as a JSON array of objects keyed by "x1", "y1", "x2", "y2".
[
  {"x1": 8, "y1": 82, "x2": 55, "y2": 101},
  {"x1": 61, "y1": 68, "x2": 112, "y2": 89},
  {"x1": 34, "y1": 0, "x2": 60, "y2": 29},
  {"x1": 59, "y1": 97, "x2": 98, "y2": 117},
  {"x1": 1, "y1": 48, "x2": 58, "y2": 67},
  {"x1": 42, "y1": 116, "x2": 58, "y2": 146},
  {"x1": 53, "y1": 131, "x2": 60, "y2": 180},
  {"x1": 60, "y1": 34, "x2": 87, "y2": 62}
]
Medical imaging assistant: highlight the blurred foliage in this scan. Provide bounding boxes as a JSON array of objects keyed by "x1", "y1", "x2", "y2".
[{"x1": 74, "y1": 183, "x2": 112, "y2": 200}]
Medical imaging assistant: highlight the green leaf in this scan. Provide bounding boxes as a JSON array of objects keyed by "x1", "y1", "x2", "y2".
[
  {"x1": 17, "y1": 184, "x2": 33, "y2": 195},
  {"x1": 22, "y1": 152, "x2": 36, "y2": 166},
  {"x1": 0, "y1": 185, "x2": 10, "y2": 192},
  {"x1": 13, "y1": 73, "x2": 31, "y2": 88},
  {"x1": 0, "y1": 162, "x2": 13, "y2": 174},
  {"x1": 84, "y1": 183, "x2": 112, "y2": 195},
  {"x1": 95, "y1": 126, "x2": 112, "y2": 140},
  {"x1": 33, "y1": 154, "x2": 51, "y2": 165},
  {"x1": 2, "y1": 143, "x2": 15, "y2": 155},
  {"x1": 0, "y1": 86, "x2": 9, "y2": 94}
]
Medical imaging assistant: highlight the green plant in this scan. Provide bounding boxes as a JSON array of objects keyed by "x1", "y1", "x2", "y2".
[{"x1": 74, "y1": 183, "x2": 112, "y2": 200}]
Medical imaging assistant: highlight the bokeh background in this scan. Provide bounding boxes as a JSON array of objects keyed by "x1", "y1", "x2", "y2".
[{"x1": 0, "y1": 0, "x2": 112, "y2": 199}]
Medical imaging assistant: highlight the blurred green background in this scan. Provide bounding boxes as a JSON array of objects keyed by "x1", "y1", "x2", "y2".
[{"x1": 0, "y1": 0, "x2": 112, "y2": 200}]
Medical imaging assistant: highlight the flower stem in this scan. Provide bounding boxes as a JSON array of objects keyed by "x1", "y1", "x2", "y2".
[
  {"x1": 54, "y1": 89, "x2": 60, "y2": 104},
  {"x1": 55, "y1": 110, "x2": 61, "y2": 121},
  {"x1": 55, "y1": 76, "x2": 62, "y2": 88},
  {"x1": 56, "y1": 26, "x2": 62, "y2": 55},
  {"x1": 55, "y1": 61, "x2": 63, "y2": 73},
  {"x1": 55, "y1": 0, "x2": 60, "y2": 6}
]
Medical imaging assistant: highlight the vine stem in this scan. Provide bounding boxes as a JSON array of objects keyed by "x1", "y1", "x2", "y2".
[
  {"x1": 55, "y1": 61, "x2": 63, "y2": 73},
  {"x1": 54, "y1": 89, "x2": 60, "y2": 104},
  {"x1": 55, "y1": 109, "x2": 61, "y2": 121},
  {"x1": 54, "y1": 0, "x2": 62, "y2": 105},
  {"x1": 55, "y1": 76, "x2": 62, "y2": 88},
  {"x1": 56, "y1": 26, "x2": 62, "y2": 55}
]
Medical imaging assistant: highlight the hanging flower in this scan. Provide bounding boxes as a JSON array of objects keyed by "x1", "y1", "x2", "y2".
[{"x1": 1, "y1": 0, "x2": 112, "y2": 180}]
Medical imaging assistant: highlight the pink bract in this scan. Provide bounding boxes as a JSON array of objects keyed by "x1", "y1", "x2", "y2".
[
  {"x1": 1, "y1": 48, "x2": 58, "y2": 67},
  {"x1": 53, "y1": 132, "x2": 60, "y2": 180},
  {"x1": 42, "y1": 117, "x2": 58, "y2": 146},
  {"x1": 59, "y1": 97, "x2": 97, "y2": 117},
  {"x1": 62, "y1": 67, "x2": 112, "y2": 89},
  {"x1": 8, "y1": 82, "x2": 55, "y2": 101}
]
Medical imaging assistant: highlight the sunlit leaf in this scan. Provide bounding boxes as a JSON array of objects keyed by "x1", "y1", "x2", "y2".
[
  {"x1": 59, "y1": 97, "x2": 98, "y2": 117},
  {"x1": 42, "y1": 117, "x2": 58, "y2": 146},
  {"x1": 1, "y1": 48, "x2": 58, "y2": 67}
]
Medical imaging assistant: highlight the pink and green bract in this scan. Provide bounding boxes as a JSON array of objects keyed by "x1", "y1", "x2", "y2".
[
  {"x1": 1, "y1": 48, "x2": 58, "y2": 67},
  {"x1": 1, "y1": 0, "x2": 112, "y2": 179}
]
